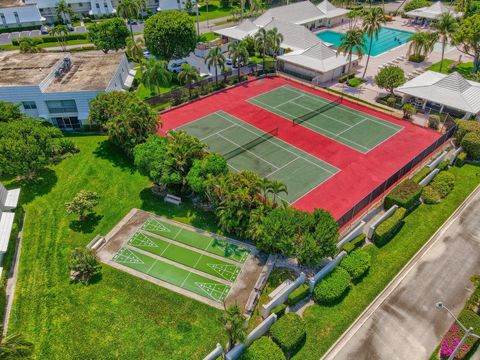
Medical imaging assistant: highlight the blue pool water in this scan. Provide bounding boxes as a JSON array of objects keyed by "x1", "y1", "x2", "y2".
[{"x1": 316, "y1": 27, "x2": 413, "y2": 56}]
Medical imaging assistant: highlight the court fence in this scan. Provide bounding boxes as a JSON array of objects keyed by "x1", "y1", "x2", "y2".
[{"x1": 336, "y1": 123, "x2": 457, "y2": 228}]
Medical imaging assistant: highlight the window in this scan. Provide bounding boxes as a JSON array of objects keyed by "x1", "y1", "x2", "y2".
[
  {"x1": 104, "y1": 2, "x2": 108, "y2": 8},
  {"x1": 51, "y1": 116, "x2": 81, "y2": 130},
  {"x1": 96, "y1": 3, "x2": 100, "y2": 8},
  {"x1": 13, "y1": 11, "x2": 20, "y2": 23},
  {"x1": 79, "y1": 2, "x2": 83, "y2": 6},
  {"x1": 22, "y1": 101, "x2": 37, "y2": 110},
  {"x1": 0, "y1": 14, "x2": 6, "y2": 26},
  {"x1": 45, "y1": 100, "x2": 77, "y2": 114}
]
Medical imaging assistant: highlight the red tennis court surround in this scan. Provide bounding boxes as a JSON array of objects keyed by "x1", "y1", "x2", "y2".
[{"x1": 160, "y1": 76, "x2": 442, "y2": 226}]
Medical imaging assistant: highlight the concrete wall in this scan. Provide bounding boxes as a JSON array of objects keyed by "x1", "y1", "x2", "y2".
[
  {"x1": 261, "y1": 273, "x2": 305, "y2": 318},
  {"x1": 419, "y1": 168, "x2": 440, "y2": 187},
  {"x1": 337, "y1": 221, "x2": 365, "y2": 249},
  {"x1": 203, "y1": 343, "x2": 223, "y2": 360},
  {"x1": 427, "y1": 151, "x2": 447, "y2": 169},
  {"x1": 450, "y1": 147, "x2": 463, "y2": 165},
  {"x1": 367, "y1": 205, "x2": 399, "y2": 239},
  {"x1": 309, "y1": 251, "x2": 347, "y2": 291}
]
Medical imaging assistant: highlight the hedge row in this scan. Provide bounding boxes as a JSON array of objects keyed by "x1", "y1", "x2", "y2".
[
  {"x1": 270, "y1": 313, "x2": 306, "y2": 354},
  {"x1": 272, "y1": 303, "x2": 287, "y2": 317},
  {"x1": 287, "y1": 284, "x2": 310, "y2": 306},
  {"x1": 12, "y1": 33, "x2": 88, "y2": 45},
  {"x1": 339, "y1": 249, "x2": 371, "y2": 282},
  {"x1": 373, "y1": 207, "x2": 407, "y2": 245},
  {"x1": 313, "y1": 267, "x2": 351, "y2": 305},
  {"x1": 342, "y1": 233, "x2": 366, "y2": 253},
  {"x1": 339, "y1": 72, "x2": 355, "y2": 83},
  {"x1": 411, "y1": 167, "x2": 431, "y2": 183},
  {"x1": 423, "y1": 171, "x2": 455, "y2": 204},
  {"x1": 240, "y1": 336, "x2": 286, "y2": 360},
  {"x1": 461, "y1": 132, "x2": 480, "y2": 160},
  {"x1": 455, "y1": 151, "x2": 467, "y2": 167},
  {"x1": 384, "y1": 179, "x2": 422, "y2": 209},
  {"x1": 455, "y1": 119, "x2": 480, "y2": 144}
]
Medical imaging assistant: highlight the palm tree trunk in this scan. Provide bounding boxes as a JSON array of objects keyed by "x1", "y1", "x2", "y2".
[
  {"x1": 215, "y1": 66, "x2": 218, "y2": 85},
  {"x1": 439, "y1": 39, "x2": 446, "y2": 72},
  {"x1": 262, "y1": 49, "x2": 266, "y2": 74},
  {"x1": 129, "y1": 22, "x2": 134, "y2": 40},
  {"x1": 362, "y1": 35, "x2": 374, "y2": 79},
  {"x1": 474, "y1": 53, "x2": 480, "y2": 74},
  {"x1": 238, "y1": 64, "x2": 241, "y2": 80}
]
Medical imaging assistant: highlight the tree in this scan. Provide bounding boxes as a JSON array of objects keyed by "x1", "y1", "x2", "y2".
[
  {"x1": 0, "y1": 332, "x2": 34, "y2": 359},
  {"x1": 178, "y1": 63, "x2": 200, "y2": 97},
  {"x1": 432, "y1": 13, "x2": 458, "y2": 72},
  {"x1": 375, "y1": 65, "x2": 405, "y2": 95},
  {"x1": 186, "y1": 153, "x2": 228, "y2": 198},
  {"x1": 228, "y1": 40, "x2": 249, "y2": 80},
  {"x1": 69, "y1": 248, "x2": 101, "y2": 283},
  {"x1": 255, "y1": 27, "x2": 271, "y2": 72},
  {"x1": 125, "y1": 37, "x2": 145, "y2": 65},
  {"x1": 205, "y1": 46, "x2": 225, "y2": 85},
  {"x1": 55, "y1": 0, "x2": 74, "y2": 24},
  {"x1": 117, "y1": 0, "x2": 140, "y2": 39},
  {"x1": 268, "y1": 180, "x2": 287, "y2": 205},
  {"x1": 338, "y1": 29, "x2": 365, "y2": 73},
  {"x1": 0, "y1": 102, "x2": 23, "y2": 122},
  {"x1": 87, "y1": 17, "x2": 130, "y2": 54},
  {"x1": 49, "y1": 25, "x2": 69, "y2": 52},
  {"x1": 407, "y1": 31, "x2": 438, "y2": 60},
  {"x1": 362, "y1": 7, "x2": 385, "y2": 79},
  {"x1": 18, "y1": 37, "x2": 42, "y2": 53},
  {"x1": 141, "y1": 57, "x2": 171, "y2": 95},
  {"x1": 65, "y1": 190, "x2": 100, "y2": 221},
  {"x1": 133, "y1": 134, "x2": 168, "y2": 179},
  {"x1": 402, "y1": 103, "x2": 416, "y2": 119},
  {"x1": 268, "y1": 27, "x2": 283, "y2": 70},
  {"x1": 452, "y1": 15, "x2": 480, "y2": 73},
  {"x1": 223, "y1": 304, "x2": 247, "y2": 354},
  {"x1": 0, "y1": 118, "x2": 62, "y2": 179},
  {"x1": 88, "y1": 91, "x2": 133, "y2": 126},
  {"x1": 403, "y1": 0, "x2": 432, "y2": 12},
  {"x1": 144, "y1": 10, "x2": 197, "y2": 62}
]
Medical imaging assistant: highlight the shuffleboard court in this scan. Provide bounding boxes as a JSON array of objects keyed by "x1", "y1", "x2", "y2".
[
  {"x1": 129, "y1": 232, "x2": 241, "y2": 282},
  {"x1": 142, "y1": 218, "x2": 250, "y2": 263},
  {"x1": 247, "y1": 85, "x2": 403, "y2": 153},
  {"x1": 177, "y1": 110, "x2": 339, "y2": 203},
  {"x1": 113, "y1": 247, "x2": 230, "y2": 302}
]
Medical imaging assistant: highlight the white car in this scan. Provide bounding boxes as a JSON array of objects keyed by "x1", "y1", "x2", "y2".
[{"x1": 168, "y1": 60, "x2": 188, "y2": 73}]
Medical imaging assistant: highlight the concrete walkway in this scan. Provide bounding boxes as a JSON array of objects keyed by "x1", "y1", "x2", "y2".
[{"x1": 323, "y1": 184, "x2": 480, "y2": 360}]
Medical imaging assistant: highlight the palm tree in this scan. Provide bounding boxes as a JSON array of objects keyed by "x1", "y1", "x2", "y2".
[
  {"x1": 49, "y1": 24, "x2": 69, "y2": 52},
  {"x1": 18, "y1": 37, "x2": 43, "y2": 53},
  {"x1": 125, "y1": 37, "x2": 145, "y2": 67},
  {"x1": 55, "y1": 0, "x2": 73, "y2": 25},
  {"x1": 228, "y1": 40, "x2": 249, "y2": 80},
  {"x1": 223, "y1": 304, "x2": 247, "y2": 354},
  {"x1": 432, "y1": 12, "x2": 458, "y2": 72},
  {"x1": 249, "y1": 0, "x2": 264, "y2": 16},
  {"x1": 338, "y1": 29, "x2": 366, "y2": 73},
  {"x1": 258, "y1": 178, "x2": 272, "y2": 204},
  {"x1": 178, "y1": 63, "x2": 200, "y2": 97},
  {"x1": 141, "y1": 57, "x2": 171, "y2": 96},
  {"x1": 0, "y1": 331, "x2": 34, "y2": 359},
  {"x1": 362, "y1": 7, "x2": 385, "y2": 79},
  {"x1": 267, "y1": 27, "x2": 283, "y2": 70},
  {"x1": 407, "y1": 31, "x2": 438, "y2": 60},
  {"x1": 205, "y1": 46, "x2": 225, "y2": 85},
  {"x1": 268, "y1": 180, "x2": 287, "y2": 205},
  {"x1": 255, "y1": 27, "x2": 271, "y2": 73},
  {"x1": 136, "y1": 0, "x2": 147, "y2": 20},
  {"x1": 117, "y1": 0, "x2": 140, "y2": 39}
]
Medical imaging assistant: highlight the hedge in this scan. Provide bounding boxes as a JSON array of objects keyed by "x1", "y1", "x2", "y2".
[
  {"x1": 272, "y1": 303, "x2": 287, "y2": 317},
  {"x1": 430, "y1": 171, "x2": 455, "y2": 198},
  {"x1": 339, "y1": 72, "x2": 355, "y2": 83},
  {"x1": 437, "y1": 160, "x2": 449, "y2": 171},
  {"x1": 455, "y1": 119, "x2": 480, "y2": 144},
  {"x1": 270, "y1": 313, "x2": 306, "y2": 354},
  {"x1": 422, "y1": 185, "x2": 442, "y2": 204},
  {"x1": 287, "y1": 284, "x2": 310, "y2": 306},
  {"x1": 240, "y1": 336, "x2": 286, "y2": 360},
  {"x1": 411, "y1": 167, "x2": 431, "y2": 183},
  {"x1": 461, "y1": 132, "x2": 480, "y2": 160},
  {"x1": 455, "y1": 151, "x2": 467, "y2": 167},
  {"x1": 339, "y1": 250, "x2": 371, "y2": 282},
  {"x1": 384, "y1": 179, "x2": 422, "y2": 209},
  {"x1": 313, "y1": 267, "x2": 351, "y2": 305},
  {"x1": 342, "y1": 233, "x2": 366, "y2": 253},
  {"x1": 12, "y1": 33, "x2": 88, "y2": 45},
  {"x1": 373, "y1": 207, "x2": 407, "y2": 245}
]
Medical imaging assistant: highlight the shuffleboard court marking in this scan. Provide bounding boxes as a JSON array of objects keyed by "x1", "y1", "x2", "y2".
[
  {"x1": 208, "y1": 263, "x2": 241, "y2": 281},
  {"x1": 129, "y1": 232, "x2": 160, "y2": 248},
  {"x1": 113, "y1": 248, "x2": 145, "y2": 265},
  {"x1": 195, "y1": 282, "x2": 231, "y2": 302}
]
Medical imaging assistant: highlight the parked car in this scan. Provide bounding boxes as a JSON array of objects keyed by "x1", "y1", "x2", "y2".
[
  {"x1": 143, "y1": 49, "x2": 151, "y2": 59},
  {"x1": 40, "y1": 25, "x2": 49, "y2": 34},
  {"x1": 168, "y1": 60, "x2": 188, "y2": 74},
  {"x1": 225, "y1": 58, "x2": 233, "y2": 66}
]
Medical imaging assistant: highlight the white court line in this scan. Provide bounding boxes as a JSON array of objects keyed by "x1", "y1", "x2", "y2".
[
  {"x1": 265, "y1": 156, "x2": 300, "y2": 178},
  {"x1": 145, "y1": 259, "x2": 158, "y2": 275},
  {"x1": 200, "y1": 124, "x2": 237, "y2": 142},
  {"x1": 215, "y1": 111, "x2": 337, "y2": 175},
  {"x1": 180, "y1": 272, "x2": 192, "y2": 288},
  {"x1": 273, "y1": 92, "x2": 306, "y2": 108},
  {"x1": 336, "y1": 118, "x2": 368, "y2": 137},
  {"x1": 192, "y1": 254, "x2": 203, "y2": 269},
  {"x1": 159, "y1": 242, "x2": 171, "y2": 257},
  {"x1": 173, "y1": 227, "x2": 182, "y2": 240}
]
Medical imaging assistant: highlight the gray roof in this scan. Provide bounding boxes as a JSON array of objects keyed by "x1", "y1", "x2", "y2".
[
  {"x1": 0, "y1": 212, "x2": 14, "y2": 253},
  {"x1": 263, "y1": 18, "x2": 321, "y2": 51},
  {"x1": 279, "y1": 41, "x2": 356, "y2": 73},
  {"x1": 317, "y1": 0, "x2": 350, "y2": 18},
  {"x1": 254, "y1": 1, "x2": 325, "y2": 26},
  {"x1": 405, "y1": 1, "x2": 462, "y2": 19},
  {"x1": 214, "y1": 19, "x2": 259, "y2": 40},
  {"x1": 0, "y1": 183, "x2": 19, "y2": 211},
  {"x1": 396, "y1": 71, "x2": 480, "y2": 114}
]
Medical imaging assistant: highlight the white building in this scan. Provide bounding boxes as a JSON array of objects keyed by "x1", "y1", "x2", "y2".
[
  {"x1": 0, "y1": 0, "x2": 45, "y2": 29},
  {"x1": 405, "y1": 1, "x2": 462, "y2": 26},
  {"x1": 0, "y1": 51, "x2": 133, "y2": 130},
  {"x1": 396, "y1": 71, "x2": 480, "y2": 119}
]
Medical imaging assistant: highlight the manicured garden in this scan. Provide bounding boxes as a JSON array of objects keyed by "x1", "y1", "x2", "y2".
[{"x1": 427, "y1": 60, "x2": 476, "y2": 80}]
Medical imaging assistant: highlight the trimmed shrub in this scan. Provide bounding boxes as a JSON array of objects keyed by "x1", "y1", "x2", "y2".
[
  {"x1": 455, "y1": 119, "x2": 480, "y2": 144},
  {"x1": 339, "y1": 249, "x2": 371, "y2": 282},
  {"x1": 402, "y1": 103, "x2": 416, "y2": 119},
  {"x1": 408, "y1": 54, "x2": 425, "y2": 63},
  {"x1": 287, "y1": 284, "x2": 310, "y2": 306},
  {"x1": 461, "y1": 131, "x2": 480, "y2": 160},
  {"x1": 240, "y1": 336, "x2": 286, "y2": 360},
  {"x1": 386, "y1": 96, "x2": 397, "y2": 108},
  {"x1": 411, "y1": 167, "x2": 431, "y2": 183},
  {"x1": 455, "y1": 151, "x2": 467, "y2": 167},
  {"x1": 313, "y1": 267, "x2": 351, "y2": 305},
  {"x1": 373, "y1": 207, "x2": 407, "y2": 245},
  {"x1": 270, "y1": 313, "x2": 306, "y2": 354},
  {"x1": 437, "y1": 160, "x2": 449, "y2": 171},
  {"x1": 272, "y1": 303, "x2": 287, "y2": 317},
  {"x1": 11, "y1": 33, "x2": 88, "y2": 45},
  {"x1": 342, "y1": 233, "x2": 366, "y2": 253},
  {"x1": 347, "y1": 77, "x2": 363, "y2": 87},
  {"x1": 422, "y1": 185, "x2": 442, "y2": 204},
  {"x1": 428, "y1": 115, "x2": 440, "y2": 129},
  {"x1": 339, "y1": 72, "x2": 355, "y2": 83},
  {"x1": 384, "y1": 179, "x2": 422, "y2": 209},
  {"x1": 430, "y1": 171, "x2": 455, "y2": 198}
]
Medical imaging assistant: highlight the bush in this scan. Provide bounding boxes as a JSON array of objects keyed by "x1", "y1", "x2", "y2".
[
  {"x1": 455, "y1": 119, "x2": 480, "y2": 144},
  {"x1": 437, "y1": 160, "x2": 449, "y2": 171},
  {"x1": 11, "y1": 33, "x2": 88, "y2": 45},
  {"x1": 455, "y1": 151, "x2": 467, "y2": 167},
  {"x1": 339, "y1": 249, "x2": 371, "y2": 282},
  {"x1": 373, "y1": 207, "x2": 407, "y2": 245},
  {"x1": 272, "y1": 303, "x2": 287, "y2": 317},
  {"x1": 384, "y1": 179, "x2": 422, "y2": 209},
  {"x1": 339, "y1": 72, "x2": 355, "y2": 83},
  {"x1": 430, "y1": 171, "x2": 455, "y2": 197},
  {"x1": 401, "y1": 103, "x2": 416, "y2": 119},
  {"x1": 287, "y1": 284, "x2": 310, "y2": 306},
  {"x1": 51, "y1": 138, "x2": 79, "y2": 157},
  {"x1": 461, "y1": 131, "x2": 480, "y2": 160},
  {"x1": 404, "y1": 0, "x2": 432, "y2": 12},
  {"x1": 313, "y1": 267, "x2": 351, "y2": 305},
  {"x1": 411, "y1": 167, "x2": 431, "y2": 183},
  {"x1": 347, "y1": 77, "x2": 363, "y2": 87},
  {"x1": 428, "y1": 115, "x2": 440, "y2": 130},
  {"x1": 422, "y1": 185, "x2": 442, "y2": 204},
  {"x1": 386, "y1": 96, "x2": 397, "y2": 108},
  {"x1": 240, "y1": 336, "x2": 286, "y2": 360},
  {"x1": 342, "y1": 233, "x2": 366, "y2": 253},
  {"x1": 270, "y1": 313, "x2": 306, "y2": 354},
  {"x1": 408, "y1": 54, "x2": 426, "y2": 63},
  {"x1": 375, "y1": 66, "x2": 405, "y2": 95}
]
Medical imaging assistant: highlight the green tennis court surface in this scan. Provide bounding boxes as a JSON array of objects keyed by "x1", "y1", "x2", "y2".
[
  {"x1": 142, "y1": 218, "x2": 250, "y2": 263},
  {"x1": 129, "y1": 232, "x2": 241, "y2": 282},
  {"x1": 247, "y1": 85, "x2": 403, "y2": 153},
  {"x1": 178, "y1": 111, "x2": 338, "y2": 204},
  {"x1": 113, "y1": 247, "x2": 230, "y2": 302}
]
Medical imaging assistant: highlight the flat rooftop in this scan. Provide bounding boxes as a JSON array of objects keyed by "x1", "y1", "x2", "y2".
[
  {"x1": 0, "y1": 0, "x2": 25, "y2": 7},
  {"x1": 0, "y1": 51, "x2": 124, "y2": 92}
]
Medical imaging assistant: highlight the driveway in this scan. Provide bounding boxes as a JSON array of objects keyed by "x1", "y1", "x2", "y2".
[{"x1": 323, "y1": 184, "x2": 480, "y2": 360}]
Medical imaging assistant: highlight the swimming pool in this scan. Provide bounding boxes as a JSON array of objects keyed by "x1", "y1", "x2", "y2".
[{"x1": 316, "y1": 27, "x2": 413, "y2": 56}]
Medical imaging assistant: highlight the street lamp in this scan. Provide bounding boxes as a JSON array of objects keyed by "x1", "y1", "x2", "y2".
[{"x1": 435, "y1": 301, "x2": 480, "y2": 360}]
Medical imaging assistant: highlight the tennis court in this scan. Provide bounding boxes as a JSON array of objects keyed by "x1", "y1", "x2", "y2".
[
  {"x1": 177, "y1": 111, "x2": 339, "y2": 204},
  {"x1": 247, "y1": 85, "x2": 403, "y2": 153}
]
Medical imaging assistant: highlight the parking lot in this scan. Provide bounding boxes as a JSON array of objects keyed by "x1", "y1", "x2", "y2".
[{"x1": 0, "y1": 25, "x2": 87, "y2": 45}]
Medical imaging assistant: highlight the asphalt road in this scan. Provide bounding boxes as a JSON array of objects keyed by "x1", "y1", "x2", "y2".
[{"x1": 323, "y1": 184, "x2": 480, "y2": 360}]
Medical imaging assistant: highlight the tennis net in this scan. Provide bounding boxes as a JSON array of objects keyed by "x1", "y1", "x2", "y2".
[
  {"x1": 292, "y1": 96, "x2": 343, "y2": 126},
  {"x1": 223, "y1": 128, "x2": 279, "y2": 160}
]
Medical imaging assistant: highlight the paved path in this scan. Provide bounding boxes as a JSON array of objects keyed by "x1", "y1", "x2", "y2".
[{"x1": 323, "y1": 184, "x2": 480, "y2": 360}]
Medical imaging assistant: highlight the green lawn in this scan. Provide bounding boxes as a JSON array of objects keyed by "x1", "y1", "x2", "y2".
[
  {"x1": 0, "y1": 38, "x2": 91, "y2": 51},
  {"x1": 190, "y1": 0, "x2": 235, "y2": 22},
  {"x1": 133, "y1": 67, "x2": 178, "y2": 100},
  {"x1": 293, "y1": 164, "x2": 480, "y2": 359},
  {"x1": 5, "y1": 135, "x2": 225, "y2": 359},
  {"x1": 198, "y1": 32, "x2": 219, "y2": 43},
  {"x1": 427, "y1": 59, "x2": 476, "y2": 79}
]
